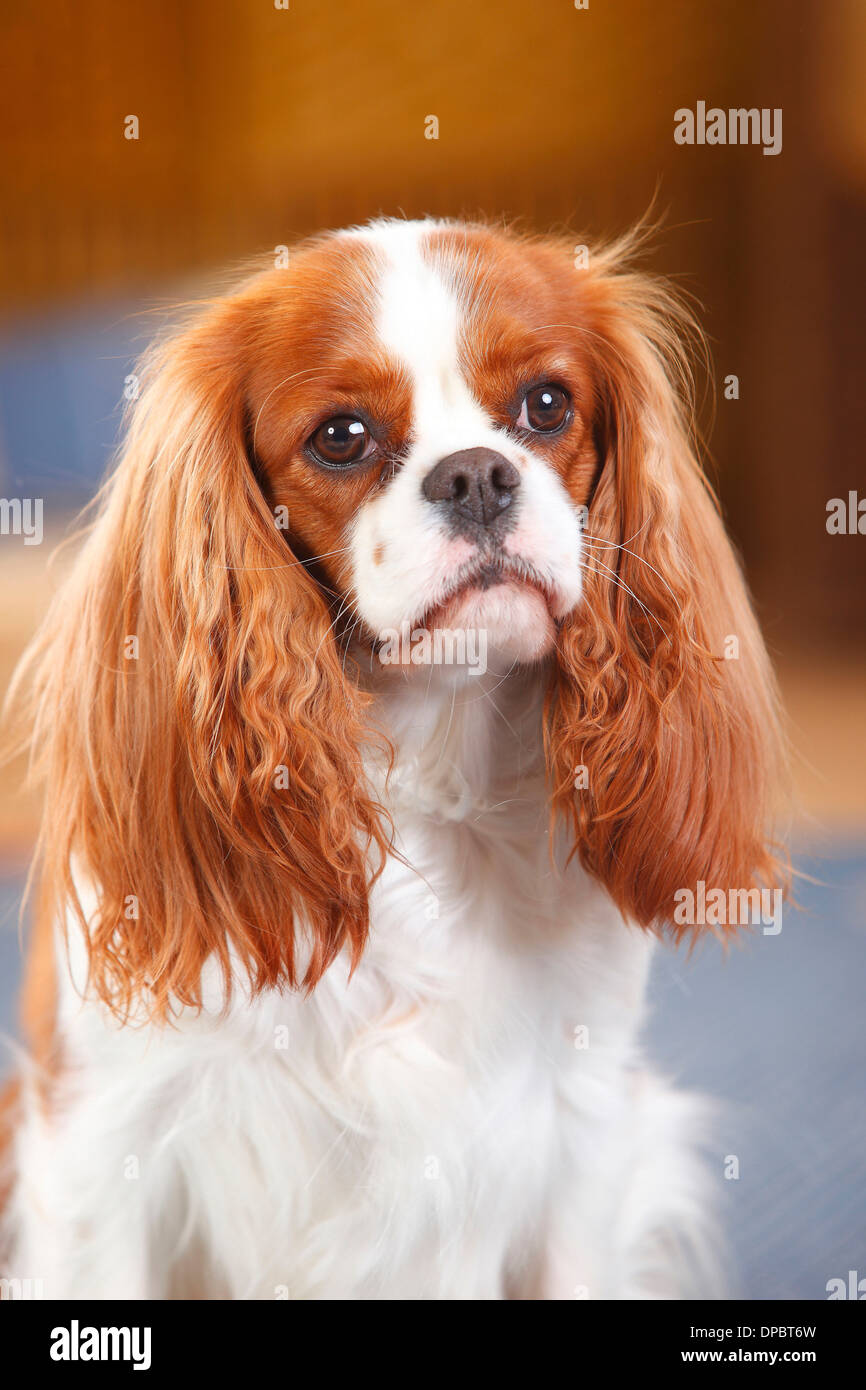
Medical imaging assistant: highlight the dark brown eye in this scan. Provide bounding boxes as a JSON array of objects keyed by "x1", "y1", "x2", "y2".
[
  {"x1": 518, "y1": 384, "x2": 571, "y2": 433},
  {"x1": 308, "y1": 416, "x2": 372, "y2": 468}
]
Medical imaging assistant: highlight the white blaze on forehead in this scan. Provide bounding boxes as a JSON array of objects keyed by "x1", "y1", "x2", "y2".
[
  {"x1": 339, "y1": 220, "x2": 585, "y2": 642},
  {"x1": 348, "y1": 220, "x2": 482, "y2": 440},
  {"x1": 370, "y1": 223, "x2": 459, "y2": 365}
]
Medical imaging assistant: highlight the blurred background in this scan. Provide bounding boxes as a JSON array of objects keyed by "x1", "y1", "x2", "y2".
[{"x1": 0, "y1": 0, "x2": 864, "y2": 1298}]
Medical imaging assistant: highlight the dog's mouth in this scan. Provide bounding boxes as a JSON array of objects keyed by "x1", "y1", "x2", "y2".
[
  {"x1": 417, "y1": 555, "x2": 556, "y2": 630},
  {"x1": 354, "y1": 552, "x2": 563, "y2": 672}
]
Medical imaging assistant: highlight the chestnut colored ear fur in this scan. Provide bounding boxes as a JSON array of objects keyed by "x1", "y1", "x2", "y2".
[
  {"x1": 10, "y1": 296, "x2": 390, "y2": 1021},
  {"x1": 545, "y1": 236, "x2": 788, "y2": 932},
  {"x1": 7, "y1": 227, "x2": 787, "y2": 1026}
]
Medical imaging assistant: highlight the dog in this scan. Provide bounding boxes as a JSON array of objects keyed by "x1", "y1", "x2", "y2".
[{"x1": 1, "y1": 218, "x2": 786, "y2": 1298}]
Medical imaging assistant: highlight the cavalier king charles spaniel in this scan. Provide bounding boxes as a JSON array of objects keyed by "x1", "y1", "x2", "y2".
[{"x1": 1, "y1": 218, "x2": 786, "y2": 1299}]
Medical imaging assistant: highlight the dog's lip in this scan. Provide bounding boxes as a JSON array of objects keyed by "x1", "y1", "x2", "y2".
[{"x1": 416, "y1": 557, "x2": 556, "y2": 627}]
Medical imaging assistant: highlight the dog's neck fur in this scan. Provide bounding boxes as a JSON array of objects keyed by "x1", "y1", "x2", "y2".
[
  {"x1": 15, "y1": 649, "x2": 721, "y2": 1301},
  {"x1": 367, "y1": 658, "x2": 552, "y2": 831}
]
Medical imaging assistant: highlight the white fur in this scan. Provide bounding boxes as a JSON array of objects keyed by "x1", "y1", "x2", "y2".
[
  {"x1": 350, "y1": 222, "x2": 584, "y2": 658},
  {"x1": 4, "y1": 221, "x2": 724, "y2": 1300},
  {"x1": 7, "y1": 674, "x2": 724, "y2": 1300}
]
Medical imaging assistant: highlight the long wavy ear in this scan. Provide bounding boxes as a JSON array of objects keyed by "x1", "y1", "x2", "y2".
[
  {"x1": 546, "y1": 245, "x2": 788, "y2": 934},
  {"x1": 11, "y1": 297, "x2": 391, "y2": 1020}
]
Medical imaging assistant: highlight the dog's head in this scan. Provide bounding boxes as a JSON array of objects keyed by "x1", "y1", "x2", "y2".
[
  {"x1": 246, "y1": 222, "x2": 594, "y2": 672},
  {"x1": 20, "y1": 219, "x2": 787, "y2": 1017}
]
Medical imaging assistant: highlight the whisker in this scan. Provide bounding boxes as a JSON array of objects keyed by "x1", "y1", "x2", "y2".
[
  {"x1": 251, "y1": 365, "x2": 335, "y2": 457},
  {"x1": 313, "y1": 593, "x2": 356, "y2": 665},
  {"x1": 581, "y1": 532, "x2": 682, "y2": 612},
  {"x1": 217, "y1": 543, "x2": 353, "y2": 575},
  {"x1": 582, "y1": 553, "x2": 671, "y2": 642}
]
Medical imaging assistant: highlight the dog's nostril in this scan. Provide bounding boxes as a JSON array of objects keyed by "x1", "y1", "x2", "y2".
[{"x1": 423, "y1": 448, "x2": 520, "y2": 528}]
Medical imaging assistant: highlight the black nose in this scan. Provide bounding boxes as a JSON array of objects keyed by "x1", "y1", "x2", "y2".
[{"x1": 422, "y1": 448, "x2": 520, "y2": 529}]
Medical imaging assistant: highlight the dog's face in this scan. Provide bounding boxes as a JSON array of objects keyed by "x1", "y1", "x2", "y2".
[
  {"x1": 28, "y1": 217, "x2": 786, "y2": 1018},
  {"x1": 246, "y1": 223, "x2": 599, "y2": 668}
]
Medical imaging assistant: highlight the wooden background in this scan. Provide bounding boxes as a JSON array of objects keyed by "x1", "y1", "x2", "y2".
[{"x1": 0, "y1": 0, "x2": 864, "y2": 853}]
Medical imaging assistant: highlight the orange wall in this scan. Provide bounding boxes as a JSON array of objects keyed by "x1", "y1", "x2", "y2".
[{"x1": 0, "y1": 0, "x2": 864, "y2": 643}]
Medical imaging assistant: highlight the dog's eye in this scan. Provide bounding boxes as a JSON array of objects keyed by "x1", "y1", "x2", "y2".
[
  {"x1": 308, "y1": 416, "x2": 373, "y2": 468},
  {"x1": 518, "y1": 384, "x2": 571, "y2": 433}
]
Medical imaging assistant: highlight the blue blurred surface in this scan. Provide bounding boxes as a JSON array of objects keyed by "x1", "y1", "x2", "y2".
[
  {"x1": 1, "y1": 848, "x2": 864, "y2": 1300},
  {"x1": 647, "y1": 848, "x2": 866, "y2": 1300},
  {"x1": 0, "y1": 304, "x2": 147, "y2": 504},
  {"x1": 0, "y1": 303, "x2": 863, "y2": 1302}
]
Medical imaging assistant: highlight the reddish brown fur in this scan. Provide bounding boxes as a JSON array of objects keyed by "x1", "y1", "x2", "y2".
[
  {"x1": 245, "y1": 236, "x2": 414, "y2": 598},
  {"x1": 5, "y1": 220, "x2": 787, "y2": 1032},
  {"x1": 427, "y1": 225, "x2": 787, "y2": 931},
  {"x1": 7, "y1": 234, "x2": 403, "y2": 1023}
]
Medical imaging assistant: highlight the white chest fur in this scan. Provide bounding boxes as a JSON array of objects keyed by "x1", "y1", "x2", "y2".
[{"x1": 10, "y1": 672, "x2": 720, "y2": 1299}]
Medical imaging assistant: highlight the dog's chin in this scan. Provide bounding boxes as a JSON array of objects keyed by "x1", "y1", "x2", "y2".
[
  {"x1": 364, "y1": 577, "x2": 559, "y2": 687},
  {"x1": 432, "y1": 579, "x2": 557, "y2": 666}
]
